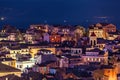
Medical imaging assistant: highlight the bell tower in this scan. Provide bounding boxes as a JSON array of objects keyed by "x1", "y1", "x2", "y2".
[{"x1": 89, "y1": 32, "x2": 97, "y2": 46}]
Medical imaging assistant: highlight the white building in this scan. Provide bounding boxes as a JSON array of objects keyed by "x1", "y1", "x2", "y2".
[{"x1": 16, "y1": 59, "x2": 35, "y2": 71}]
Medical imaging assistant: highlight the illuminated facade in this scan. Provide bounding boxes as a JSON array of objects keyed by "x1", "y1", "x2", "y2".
[
  {"x1": 29, "y1": 46, "x2": 56, "y2": 58},
  {"x1": 16, "y1": 60, "x2": 35, "y2": 71},
  {"x1": 89, "y1": 32, "x2": 97, "y2": 46},
  {"x1": 49, "y1": 34, "x2": 61, "y2": 43},
  {"x1": 88, "y1": 25, "x2": 105, "y2": 39},
  {"x1": 0, "y1": 63, "x2": 21, "y2": 77},
  {"x1": 89, "y1": 23, "x2": 117, "y2": 39},
  {"x1": 0, "y1": 58, "x2": 16, "y2": 68},
  {"x1": 93, "y1": 65, "x2": 117, "y2": 80},
  {"x1": 82, "y1": 48, "x2": 108, "y2": 64},
  {"x1": 74, "y1": 25, "x2": 85, "y2": 41}
]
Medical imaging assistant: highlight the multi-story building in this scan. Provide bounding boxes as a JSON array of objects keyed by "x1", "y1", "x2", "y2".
[
  {"x1": 88, "y1": 23, "x2": 117, "y2": 39},
  {"x1": 88, "y1": 24, "x2": 105, "y2": 39},
  {"x1": 49, "y1": 34, "x2": 61, "y2": 43},
  {"x1": 0, "y1": 58, "x2": 16, "y2": 68},
  {"x1": 0, "y1": 63, "x2": 21, "y2": 77},
  {"x1": 82, "y1": 48, "x2": 108, "y2": 65},
  {"x1": 35, "y1": 49, "x2": 57, "y2": 64},
  {"x1": 74, "y1": 25, "x2": 85, "y2": 41},
  {"x1": 16, "y1": 60, "x2": 35, "y2": 71}
]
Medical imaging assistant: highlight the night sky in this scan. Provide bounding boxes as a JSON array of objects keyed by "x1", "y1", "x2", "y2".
[{"x1": 0, "y1": 0, "x2": 120, "y2": 29}]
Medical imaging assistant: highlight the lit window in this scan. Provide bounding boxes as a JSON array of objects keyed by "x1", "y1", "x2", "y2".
[
  {"x1": 94, "y1": 58, "x2": 96, "y2": 61},
  {"x1": 51, "y1": 38, "x2": 54, "y2": 41},
  {"x1": 99, "y1": 58, "x2": 101, "y2": 62},
  {"x1": 91, "y1": 58, "x2": 93, "y2": 61},
  {"x1": 87, "y1": 58, "x2": 89, "y2": 61}
]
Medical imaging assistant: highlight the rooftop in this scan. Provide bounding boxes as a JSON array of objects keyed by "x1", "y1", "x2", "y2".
[{"x1": 0, "y1": 63, "x2": 21, "y2": 72}]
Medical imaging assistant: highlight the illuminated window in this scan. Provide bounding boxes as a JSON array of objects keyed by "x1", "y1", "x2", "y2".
[
  {"x1": 91, "y1": 58, "x2": 93, "y2": 61},
  {"x1": 51, "y1": 38, "x2": 54, "y2": 41},
  {"x1": 55, "y1": 36, "x2": 56, "y2": 38},
  {"x1": 87, "y1": 58, "x2": 89, "y2": 61},
  {"x1": 99, "y1": 58, "x2": 101, "y2": 62},
  {"x1": 94, "y1": 58, "x2": 96, "y2": 61}
]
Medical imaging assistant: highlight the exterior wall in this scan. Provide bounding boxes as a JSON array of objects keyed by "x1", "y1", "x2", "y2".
[
  {"x1": 70, "y1": 48, "x2": 82, "y2": 54},
  {"x1": 52, "y1": 27, "x2": 59, "y2": 34},
  {"x1": 103, "y1": 24, "x2": 116, "y2": 38},
  {"x1": 39, "y1": 67, "x2": 49, "y2": 74},
  {"x1": 0, "y1": 72, "x2": 21, "y2": 77},
  {"x1": 103, "y1": 24, "x2": 116, "y2": 33},
  {"x1": 1, "y1": 60, "x2": 16, "y2": 68},
  {"x1": 69, "y1": 58, "x2": 83, "y2": 67},
  {"x1": 29, "y1": 48, "x2": 40, "y2": 58},
  {"x1": 107, "y1": 34, "x2": 118, "y2": 40},
  {"x1": 21, "y1": 48, "x2": 29, "y2": 54},
  {"x1": 35, "y1": 54, "x2": 57, "y2": 64},
  {"x1": 10, "y1": 49, "x2": 22, "y2": 59},
  {"x1": 82, "y1": 56, "x2": 108, "y2": 64},
  {"x1": 43, "y1": 33, "x2": 49, "y2": 42},
  {"x1": 97, "y1": 44, "x2": 105, "y2": 50},
  {"x1": 60, "y1": 28, "x2": 70, "y2": 35},
  {"x1": 74, "y1": 28, "x2": 84, "y2": 38},
  {"x1": 10, "y1": 53, "x2": 16, "y2": 59},
  {"x1": 116, "y1": 62, "x2": 120, "y2": 74},
  {"x1": 24, "y1": 34, "x2": 34, "y2": 42},
  {"x1": 0, "y1": 37, "x2": 8, "y2": 41},
  {"x1": 16, "y1": 61, "x2": 35, "y2": 71},
  {"x1": 10, "y1": 49, "x2": 21, "y2": 54},
  {"x1": 86, "y1": 52, "x2": 99, "y2": 56},
  {"x1": 59, "y1": 58, "x2": 69, "y2": 68},
  {"x1": 49, "y1": 35, "x2": 61, "y2": 43},
  {"x1": 118, "y1": 77, "x2": 120, "y2": 80},
  {"x1": 89, "y1": 29, "x2": 105, "y2": 39},
  {"x1": 89, "y1": 37, "x2": 97, "y2": 46},
  {"x1": 5, "y1": 54, "x2": 11, "y2": 58},
  {"x1": 104, "y1": 68, "x2": 117, "y2": 80},
  {"x1": 30, "y1": 47, "x2": 56, "y2": 58},
  {"x1": 8, "y1": 34, "x2": 16, "y2": 41}
]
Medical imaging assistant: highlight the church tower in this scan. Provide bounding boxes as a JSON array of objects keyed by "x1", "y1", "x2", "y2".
[{"x1": 89, "y1": 32, "x2": 97, "y2": 46}]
